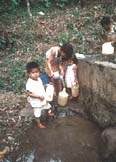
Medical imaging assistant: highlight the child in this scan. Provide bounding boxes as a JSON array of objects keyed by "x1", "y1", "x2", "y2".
[
  {"x1": 100, "y1": 16, "x2": 116, "y2": 42},
  {"x1": 100, "y1": 16, "x2": 116, "y2": 61},
  {"x1": 65, "y1": 55, "x2": 79, "y2": 99},
  {"x1": 100, "y1": 16, "x2": 116, "y2": 34},
  {"x1": 26, "y1": 62, "x2": 52, "y2": 128},
  {"x1": 45, "y1": 43, "x2": 73, "y2": 78}
]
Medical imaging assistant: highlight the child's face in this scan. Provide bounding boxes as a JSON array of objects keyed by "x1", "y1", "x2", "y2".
[{"x1": 28, "y1": 68, "x2": 40, "y2": 80}]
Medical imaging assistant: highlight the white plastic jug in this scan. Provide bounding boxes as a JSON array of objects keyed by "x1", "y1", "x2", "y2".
[
  {"x1": 71, "y1": 82, "x2": 79, "y2": 97},
  {"x1": 58, "y1": 88, "x2": 68, "y2": 106},
  {"x1": 102, "y1": 42, "x2": 114, "y2": 55},
  {"x1": 53, "y1": 71, "x2": 60, "y2": 79},
  {"x1": 46, "y1": 84, "x2": 54, "y2": 101}
]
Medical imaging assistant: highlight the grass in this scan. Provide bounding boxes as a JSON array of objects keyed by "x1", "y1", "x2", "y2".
[{"x1": 0, "y1": 2, "x2": 115, "y2": 92}]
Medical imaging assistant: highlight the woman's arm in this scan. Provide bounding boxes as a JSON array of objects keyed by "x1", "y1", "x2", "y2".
[{"x1": 46, "y1": 58, "x2": 54, "y2": 76}]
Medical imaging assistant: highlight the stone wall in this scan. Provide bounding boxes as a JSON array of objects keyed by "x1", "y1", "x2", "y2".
[{"x1": 78, "y1": 56, "x2": 116, "y2": 128}]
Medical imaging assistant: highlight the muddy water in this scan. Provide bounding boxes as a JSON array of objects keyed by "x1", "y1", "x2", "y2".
[{"x1": 8, "y1": 114, "x2": 102, "y2": 162}]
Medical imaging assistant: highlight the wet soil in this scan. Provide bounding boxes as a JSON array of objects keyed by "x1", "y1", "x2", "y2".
[{"x1": 6, "y1": 114, "x2": 102, "y2": 162}]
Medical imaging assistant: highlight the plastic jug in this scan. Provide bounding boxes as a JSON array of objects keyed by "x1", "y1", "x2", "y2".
[
  {"x1": 71, "y1": 81, "x2": 79, "y2": 97},
  {"x1": 102, "y1": 42, "x2": 114, "y2": 55},
  {"x1": 46, "y1": 84, "x2": 54, "y2": 101},
  {"x1": 58, "y1": 88, "x2": 68, "y2": 106},
  {"x1": 53, "y1": 71, "x2": 60, "y2": 79}
]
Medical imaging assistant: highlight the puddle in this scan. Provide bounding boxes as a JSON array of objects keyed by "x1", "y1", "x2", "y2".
[{"x1": 3, "y1": 103, "x2": 102, "y2": 162}]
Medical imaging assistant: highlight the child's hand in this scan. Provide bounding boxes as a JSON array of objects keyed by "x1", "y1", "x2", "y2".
[{"x1": 38, "y1": 96, "x2": 44, "y2": 101}]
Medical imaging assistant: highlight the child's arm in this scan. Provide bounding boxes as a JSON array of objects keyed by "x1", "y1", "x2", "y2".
[
  {"x1": 73, "y1": 64, "x2": 78, "y2": 81},
  {"x1": 26, "y1": 90, "x2": 44, "y2": 101},
  {"x1": 59, "y1": 64, "x2": 65, "y2": 78}
]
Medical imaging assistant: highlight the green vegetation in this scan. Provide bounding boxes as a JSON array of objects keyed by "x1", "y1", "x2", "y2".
[{"x1": 0, "y1": 1, "x2": 115, "y2": 92}]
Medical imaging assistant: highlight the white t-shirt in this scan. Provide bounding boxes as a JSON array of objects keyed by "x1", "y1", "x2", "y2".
[{"x1": 26, "y1": 78, "x2": 47, "y2": 107}]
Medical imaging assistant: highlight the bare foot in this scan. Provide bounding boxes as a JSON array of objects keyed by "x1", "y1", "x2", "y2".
[
  {"x1": 47, "y1": 112, "x2": 54, "y2": 117},
  {"x1": 37, "y1": 123, "x2": 46, "y2": 128}
]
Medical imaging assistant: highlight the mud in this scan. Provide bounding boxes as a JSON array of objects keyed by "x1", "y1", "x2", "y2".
[{"x1": 5, "y1": 115, "x2": 102, "y2": 162}]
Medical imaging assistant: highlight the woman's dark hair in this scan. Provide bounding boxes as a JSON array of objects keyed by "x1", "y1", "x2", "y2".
[
  {"x1": 60, "y1": 43, "x2": 74, "y2": 59},
  {"x1": 26, "y1": 62, "x2": 39, "y2": 73}
]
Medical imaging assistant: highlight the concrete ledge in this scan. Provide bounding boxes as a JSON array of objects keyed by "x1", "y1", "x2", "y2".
[{"x1": 77, "y1": 55, "x2": 116, "y2": 128}]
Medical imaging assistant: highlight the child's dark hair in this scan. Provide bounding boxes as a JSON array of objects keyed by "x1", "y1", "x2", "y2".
[
  {"x1": 61, "y1": 55, "x2": 68, "y2": 63},
  {"x1": 60, "y1": 43, "x2": 74, "y2": 59},
  {"x1": 72, "y1": 55, "x2": 78, "y2": 65},
  {"x1": 26, "y1": 62, "x2": 40, "y2": 73}
]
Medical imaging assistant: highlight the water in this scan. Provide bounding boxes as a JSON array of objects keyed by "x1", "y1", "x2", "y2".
[{"x1": 4, "y1": 105, "x2": 102, "y2": 162}]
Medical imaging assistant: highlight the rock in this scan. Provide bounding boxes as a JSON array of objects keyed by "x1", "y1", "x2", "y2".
[
  {"x1": 8, "y1": 136, "x2": 15, "y2": 142},
  {"x1": 0, "y1": 146, "x2": 10, "y2": 160},
  {"x1": 38, "y1": 11, "x2": 45, "y2": 16},
  {"x1": 75, "y1": 53, "x2": 86, "y2": 59},
  {"x1": 0, "y1": 92, "x2": 33, "y2": 152},
  {"x1": 19, "y1": 103, "x2": 34, "y2": 120},
  {"x1": 101, "y1": 127, "x2": 116, "y2": 161}
]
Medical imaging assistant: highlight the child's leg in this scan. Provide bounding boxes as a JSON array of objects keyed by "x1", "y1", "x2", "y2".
[
  {"x1": 67, "y1": 88, "x2": 71, "y2": 95},
  {"x1": 49, "y1": 101, "x2": 58, "y2": 116},
  {"x1": 34, "y1": 108, "x2": 46, "y2": 128},
  {"x1": 47, "y1": 109, "x2": 54, "y2": 117},
  {"x1": 35, "y1": 117, "x2": 41, "y2": 126},
  {"x1": 43, "y1": 103, "x2": 54, "y2": 117},
  {"x1": 36, "y1": 118, "x2": 46, "y2": 128}
]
